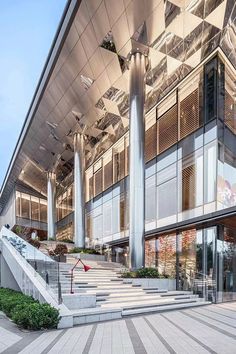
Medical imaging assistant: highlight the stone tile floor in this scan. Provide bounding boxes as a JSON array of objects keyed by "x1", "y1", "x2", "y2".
[{"x1": 1, "y1": 302, "x2": 236, "y2": 353}]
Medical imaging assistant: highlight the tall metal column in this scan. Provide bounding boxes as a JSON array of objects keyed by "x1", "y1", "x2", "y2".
[
  {"x1": 128, "y1": 50, "x2": 148, "y2": 269},
  {"x1": 74, "y1": 132, "x2": 85, "y2": 248},
  {"x1": 47, "y1": 172, "x2": 56, "y2": 240}
]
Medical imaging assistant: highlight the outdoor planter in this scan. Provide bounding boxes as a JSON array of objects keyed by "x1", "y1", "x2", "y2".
[
  {"x1": 123, "y1": 278, "x2": 176, "y2": 291},
  {"x1": 51, "y1": 255, "x2": 67, "y2": 263},
  {"x1": 62, "y1": 294, "x2": 96, "y2": 310},
  {"x1": 69, "y1": 253, "x2": 106, "y2": 262}
]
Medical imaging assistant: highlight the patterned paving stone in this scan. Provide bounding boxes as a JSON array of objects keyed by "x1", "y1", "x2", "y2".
[{"x1": 1, "y1": 302, "x2": 236, "y2": 353}]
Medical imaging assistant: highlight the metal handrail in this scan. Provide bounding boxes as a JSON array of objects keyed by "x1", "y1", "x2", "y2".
[{"x1": 70, "y1": 258, "x2": 91, "y2": 294}]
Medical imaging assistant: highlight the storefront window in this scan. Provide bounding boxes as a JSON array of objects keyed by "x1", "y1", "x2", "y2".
[
  {"x1": 145, "y1": 239, "x2": 158, "y2": 268},
  {"x1": 158, "y1": 234, "x2": 176, "y2": 277},
  {"x1": 217, "y1": 226, "x2": 236, "y2": 302}
]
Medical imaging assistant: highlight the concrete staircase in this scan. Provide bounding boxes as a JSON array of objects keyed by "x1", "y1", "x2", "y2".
[{"x1": 50, "y1": 256, "x2": 210, "y2": 325}]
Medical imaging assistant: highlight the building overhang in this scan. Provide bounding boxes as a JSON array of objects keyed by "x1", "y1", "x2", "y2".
[{"x1": 1, "y1": 0, "x2": 236, "y2": 213}]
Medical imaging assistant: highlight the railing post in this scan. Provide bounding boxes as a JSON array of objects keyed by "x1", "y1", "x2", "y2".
[
  {"x1": 70, "y1": 268, "x2": 74, "y2": 294},
  {"x1": 57, "y1": 262, "x2": 62, "y2": 304},
  {"x1": 45, "y1": 271, "x2": 49, "y2": 285}
]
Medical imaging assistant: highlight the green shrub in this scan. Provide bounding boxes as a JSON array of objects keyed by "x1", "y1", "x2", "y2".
[
  {"x1": 12, "y1": 303, "x2": 60, "y2": 330},
  {"x1": 121, "y1": 267, "x2": 171, "y2": 279},
  {"x1": 0, "y1": 289, "x2": 35, "y2": 317},
  {"x1": 48, "y1": 244, "x2": 68, "y2": 256},
  {"x1": 69, "y1": 247, "x2": 100, "y2": 255},
  {"x1": 136, "y1": 267, "x2": 160, "y2": 278},
  {"x1": 121, "y1": 270, "x2": 137, "y2": 278},
  {"x1": 59, "y1": 238, "x2": 74, "y2": 244},
  {"x1": 28, "y1": 238, "x2": 41, "y2": 249},
  {"x1": 0, "y1": 288, "x2": 60, "y2": 330}
]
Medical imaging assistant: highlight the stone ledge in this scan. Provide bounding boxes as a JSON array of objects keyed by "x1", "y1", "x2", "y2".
[{"x1": 62, "y1": 294, "x2": 96, "y2": 310}]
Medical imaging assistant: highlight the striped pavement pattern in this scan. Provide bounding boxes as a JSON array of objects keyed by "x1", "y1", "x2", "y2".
[{"x1": 1, "y1": 302, "x2": 236, "y2": 353}]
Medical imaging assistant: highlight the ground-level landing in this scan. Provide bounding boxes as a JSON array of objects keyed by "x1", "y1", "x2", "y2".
[{"x1": 1, "y1": 302, "x2": 236, "y2": 353}]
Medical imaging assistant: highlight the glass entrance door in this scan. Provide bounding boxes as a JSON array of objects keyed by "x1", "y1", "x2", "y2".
[
  {"x1": 177, "y1": 229, "x2": 204, "y2": 295},
  {"x1": 217, "y1": 226, "x2": 236, "y2": 302},
  {"x1": 177, "y1": 227, "x2": 217, "y2": 301}
]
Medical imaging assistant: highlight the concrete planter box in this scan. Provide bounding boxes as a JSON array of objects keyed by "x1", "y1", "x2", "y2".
[
  {"x1": 62, "y1": 294, "x2": 96, "y2": 310},
  {"x1": 123, "y1": 278, "x2": 176, "y2": 291},
  {"x1": 51, "y1": 255, "x2": 67, "y2": 263},
  {"x1": 69, "y1": 253, "x2": 106, "y2": 262}
]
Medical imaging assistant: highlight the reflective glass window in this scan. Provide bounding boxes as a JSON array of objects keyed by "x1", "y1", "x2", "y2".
[
  {"x1": 21, "y1": 193, "x2": 30, "y2": 219},
  {"x1": 145, "y1": 175, "x2": 156, "y2": 224},
  {"x1": 40, "y1": 199, "x2": 47, "y2": 223},
  {"x1": 15, "y1": 191, "x2": 21, "y2": 217},
  {"x1": 31, "y1": 196, "x2": 40, "y2": 221}
]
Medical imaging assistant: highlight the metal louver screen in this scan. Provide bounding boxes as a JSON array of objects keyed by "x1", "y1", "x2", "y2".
[
  {"x1": 158, "y1": 104, "x2": 178, "y2": 154},
  {"x1": 182, "y1": 164, "x2": 195, "y2": 211},
  {"x1": 225, "y1": 90, "x2": 235, "y2": 134},
  {"x1": 103, "y1": 161, "x2": 113, "y2": 190},
  {"x1": 145, "y1": 123, "x2": 157, "y2": 162},
  {"x1": 180, "y1": 88, "x2": 199, "y2": 140},
  {"x1": 120, "y1": 150, "x2": 125, "y2": 179},
  {"x1": 94, "y1": 169, "x2": 103, "y2": 197},
  {"x1": 114, "y1": 150, "x2": 125, "y2": 182},
  {"x1": 89, "y1": 176, "x2": 93, "y2": 200},
  {"x1": 125, "y1": 147, "x2": 129, "y2": 176}
]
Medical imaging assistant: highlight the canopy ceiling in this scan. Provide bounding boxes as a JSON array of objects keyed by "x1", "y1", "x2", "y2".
[{"x1": 1, "y1": 0, "x2": 236, "y2": 212}]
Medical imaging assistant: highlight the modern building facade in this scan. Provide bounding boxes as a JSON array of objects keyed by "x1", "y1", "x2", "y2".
[{"x1": 1, "y1": 0, "x2": 236, "y2": 303}]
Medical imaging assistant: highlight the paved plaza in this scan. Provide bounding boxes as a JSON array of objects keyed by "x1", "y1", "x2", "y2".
[{"x1": 0, "y1": 302, "x2": 236, "y2": 353}]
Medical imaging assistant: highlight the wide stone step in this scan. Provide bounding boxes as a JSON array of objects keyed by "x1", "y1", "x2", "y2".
[
  {"x1": 121, "y1": 300, "x2": 211, "y2": 317},
  {"x1": 67, "y1": 276, "x2": 121, "y2": 281},
  {"x1": 97, "y1": 294, "x2": 199, "y2": 305},
  {"x1": 70, "y1": 300, "x2": 210, "y2": 326},
  {"x1": 101, "y1": 297, "x2": 200, "y2": 310},
  {"x1": 61, "y1": 268, "x2": 121, "y2": 273},
  {"x1": 83, "y1": 289, "x2": 147, "y2": 295}
]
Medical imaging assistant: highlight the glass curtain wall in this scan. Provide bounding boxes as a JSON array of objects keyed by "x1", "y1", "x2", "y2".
[
  {"x1": 86, "y1": 179, "x2": 128, "y2": 245},
  {"x1": 83, "y1": 59, "x2": 221, "y2": 241},
  {"x1": 16, "y1": 191, "x2": 47, "y2": 223},
  {"x1": 56, "y1": 184, "x2": 73, "y2": 221},
  {"x1": 217, "y1": 66, "x2": 236, "y2": 210}
]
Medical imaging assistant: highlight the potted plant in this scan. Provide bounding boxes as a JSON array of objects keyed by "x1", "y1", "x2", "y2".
[
  {"x1": 48, "y1": 243, "x2": 68, "y2": 262},
  {"x1": 28, "y1": 238, "x2": 40, "y2": 249}
]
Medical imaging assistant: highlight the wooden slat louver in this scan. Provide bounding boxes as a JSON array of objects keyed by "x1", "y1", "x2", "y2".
[
  {"x1": 158, "y1": 104, "x2": 178, "y2": 154},
  {"x1": 94, "y1": 169, "x2": 103, "y2": 197},
  {"x1": 120, "y1": 149, "x2": 125, "y2": 179},
  {"x1": 88, "y1": 176, "x2": 94, "y2": 200},
  {"x1": 180, "y1": 88, "x2": 199, "y2": 139},
  {"x1": 145, "y1": 123, "x2": 157, "y2": 162},
  {"x1": 182, "y1": 164, "x2": 195, "y2": 211},
  {"x1": 103, "y1": 160, "x2": 113, "y2": 190}
]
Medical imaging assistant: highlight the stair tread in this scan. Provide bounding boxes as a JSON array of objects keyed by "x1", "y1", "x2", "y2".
[
  {"x1": 122, "y1": 301, "x2": 211, "y2": 316},
  {"x1": 100, "y1": 297, "x2": 200, "y2": 308}
]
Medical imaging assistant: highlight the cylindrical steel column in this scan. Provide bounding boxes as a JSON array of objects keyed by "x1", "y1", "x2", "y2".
[
  {"x1": 129, "y1": 51, "x2": 147, "y2": 269},
  {"x1": 74, "y1": 132, "x2": 85, "y2": 248},
  {"x1": 47, "y1": 172, "x2": 56, "y2": 240}
]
